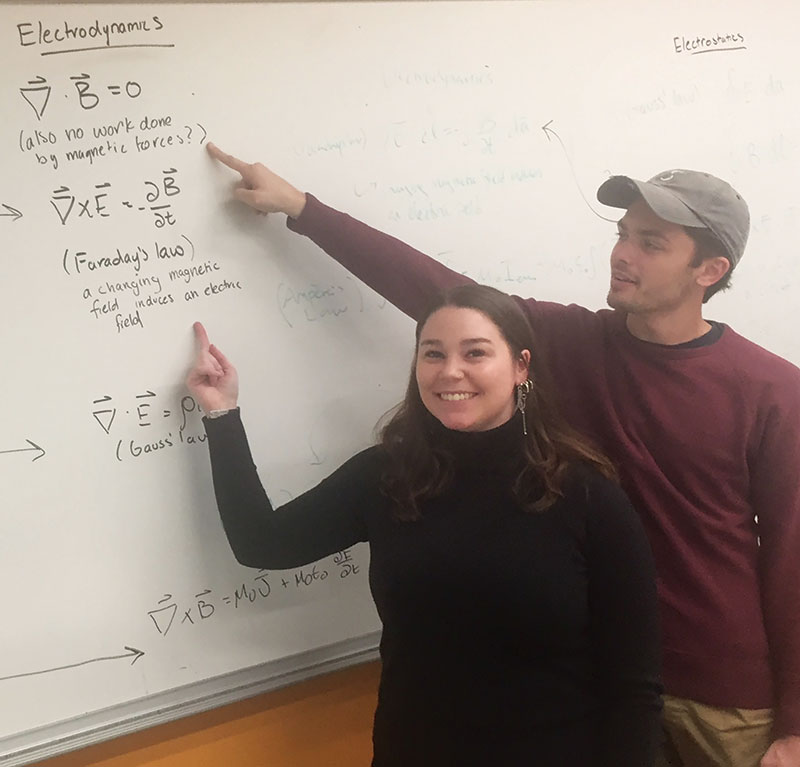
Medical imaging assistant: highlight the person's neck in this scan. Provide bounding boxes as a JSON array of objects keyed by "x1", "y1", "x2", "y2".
[{"x1": 625, "y1": 308, "x2": 711, "y2": 346}]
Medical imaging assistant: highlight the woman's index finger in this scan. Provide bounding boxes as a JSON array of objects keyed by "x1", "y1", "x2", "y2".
[{"x1": 192, "y1": 321, "x2": 211, "y2": 350}]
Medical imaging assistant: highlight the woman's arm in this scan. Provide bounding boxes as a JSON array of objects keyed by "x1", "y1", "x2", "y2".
[
  {"x1": 186, "y1": 321, "x2": 373, "y2": 570},
  {"x1": 204, "y1": 409, "x2": 373, "y2": 570}
]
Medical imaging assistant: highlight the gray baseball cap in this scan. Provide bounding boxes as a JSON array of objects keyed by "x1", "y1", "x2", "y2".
[{"x1": 597, "y1": 169, "x2": 750, "y2": 268}]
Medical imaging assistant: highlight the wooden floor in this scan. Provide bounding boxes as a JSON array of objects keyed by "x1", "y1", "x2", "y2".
[{"x1": 36, "y1": 661, "x2": 381, "y2": 767}]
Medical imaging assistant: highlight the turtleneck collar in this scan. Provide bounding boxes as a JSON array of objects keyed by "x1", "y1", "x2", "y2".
[{"x1": 427, "y1": 410, "x2": 527, "y2": 476}]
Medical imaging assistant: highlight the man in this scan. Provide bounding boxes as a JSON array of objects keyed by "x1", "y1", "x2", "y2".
[{"x1": 206, "y1": 143, "x2": 800, "y2": 767}]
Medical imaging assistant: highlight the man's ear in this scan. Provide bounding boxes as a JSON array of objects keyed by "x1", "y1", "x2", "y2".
[{"x1": 696, "y1": 256, "x2": 731, "y2": 288}]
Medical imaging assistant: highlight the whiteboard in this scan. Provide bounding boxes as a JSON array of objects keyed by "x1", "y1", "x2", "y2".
[{"x1": 2, "y1": 1, "x2": 800, "y2": 764}]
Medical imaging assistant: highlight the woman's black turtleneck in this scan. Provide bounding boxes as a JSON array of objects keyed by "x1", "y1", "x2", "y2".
[{"x1": 204, "y1": 408, "x2": 662, "y2": 767}]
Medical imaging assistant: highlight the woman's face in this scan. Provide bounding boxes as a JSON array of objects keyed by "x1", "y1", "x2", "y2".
[{"x1": 415, "y1": 306, "x2": 529, "y2": 432}]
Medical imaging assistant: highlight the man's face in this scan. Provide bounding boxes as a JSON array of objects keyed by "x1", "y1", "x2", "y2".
[{"x1": 607, "y1": 199, "x2": 703, "y2": 315}]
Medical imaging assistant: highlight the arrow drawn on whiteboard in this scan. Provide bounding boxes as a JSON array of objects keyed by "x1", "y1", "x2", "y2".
[
  {"x1": 0, "y1": 646, "x2": 144, "y2": 683},
  {"x1": 0, "y1": 439, "x2": 46, "y2": 462},
  {"x1": 541, "y1": 120, "x2": 616, "y2": 223},
  {"x1": 0, "y1": 203, "x2": 23, "y2": 222}
]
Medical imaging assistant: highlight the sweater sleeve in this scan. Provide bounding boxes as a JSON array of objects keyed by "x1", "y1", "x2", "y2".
[
  {"x1": 285, "y1": 195, "x2": 610, "y2": 367},
  {"x1": 584, "y1": 474, "x2": 663, "y2": 767},
  {"x1": 287, "y1": 194, "x2": 474, "y2": 321},
  {"x1": 749, "y1": 373, "x2": 800, "y2": 737},
  {"x1": 203, "y1": 408, "x2": 373, "y2": 570}
]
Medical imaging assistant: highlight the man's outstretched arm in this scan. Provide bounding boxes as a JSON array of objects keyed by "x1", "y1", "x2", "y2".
[{"x1": 207, "y1": 142, "x2": 473, "y2": 321}]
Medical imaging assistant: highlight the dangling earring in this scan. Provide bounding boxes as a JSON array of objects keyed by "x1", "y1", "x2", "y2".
[{"x1": 516, "y1": 379, "x2": 533, "y2": 436}]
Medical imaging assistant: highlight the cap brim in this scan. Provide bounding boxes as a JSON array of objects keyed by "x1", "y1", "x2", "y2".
[{"x1": 597, "y1": 176, "x2": 706, "y2": 228}]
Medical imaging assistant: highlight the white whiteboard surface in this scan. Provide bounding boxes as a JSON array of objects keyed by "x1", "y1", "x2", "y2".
[{"x1": 2, "y1": 1, "x2": 799, "y2": 764}]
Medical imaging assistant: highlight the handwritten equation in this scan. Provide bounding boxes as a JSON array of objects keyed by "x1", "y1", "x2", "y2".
[
  {"x1": 50, "y1": 168, "x2": 181, "y2": 227},
  {"x1": 148, "y1": 549, "x2": 363, "y2": 638},
  {"x1": 91, "y1": 389, "x2": 207, "y2": 460},
  {"x1": 17, "y1": 72, "x2": 205, "y2": 171}
]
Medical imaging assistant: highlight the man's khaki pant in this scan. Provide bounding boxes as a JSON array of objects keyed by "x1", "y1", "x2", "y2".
[{"x1": 655, "y1": 694, "x2": 774, "y2": 767}]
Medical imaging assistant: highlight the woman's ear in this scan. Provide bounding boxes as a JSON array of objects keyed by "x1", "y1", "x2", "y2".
[{"x1": 516, "y1": 349, "x2": 531, "y2": 383}]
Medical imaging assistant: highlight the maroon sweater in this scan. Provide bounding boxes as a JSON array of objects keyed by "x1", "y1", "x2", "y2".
[{"x1": 288, "y1": 195, "x2": 800, "y2": 736}]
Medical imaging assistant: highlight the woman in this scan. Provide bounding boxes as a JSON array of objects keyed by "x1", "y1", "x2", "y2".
[{"x1": 187, "y1": 284, "x2": 662, "y2": 766}]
